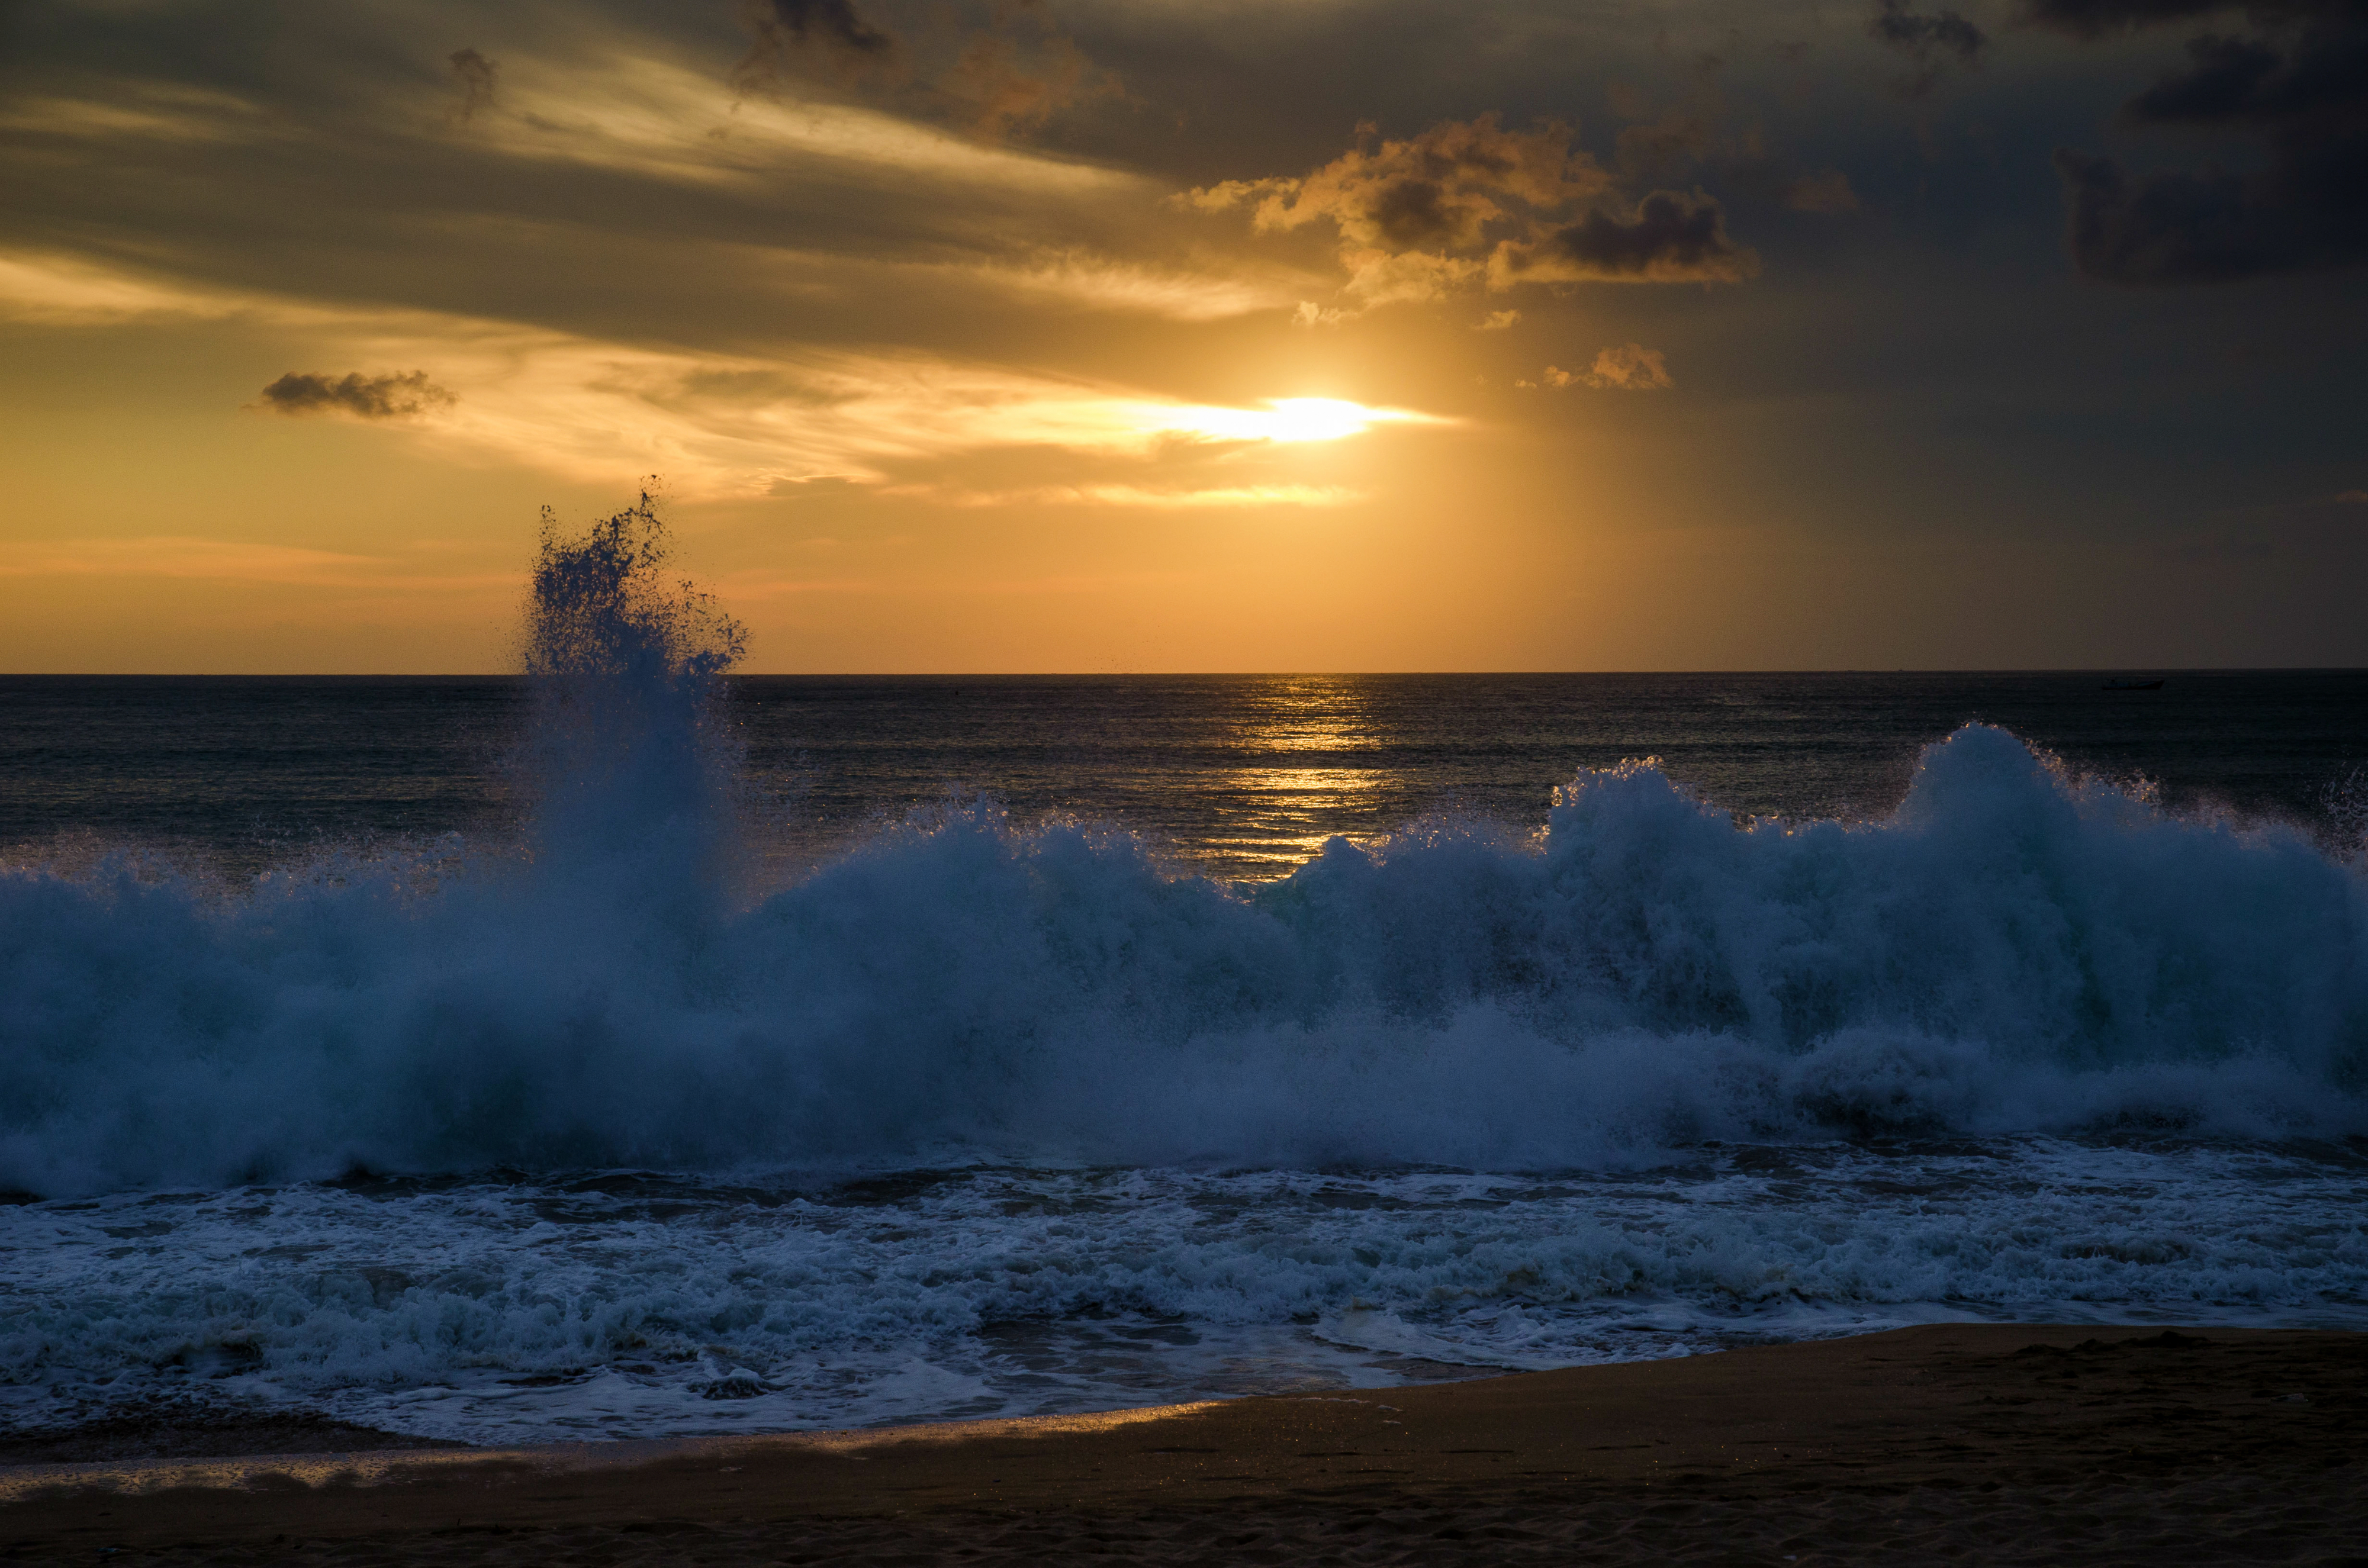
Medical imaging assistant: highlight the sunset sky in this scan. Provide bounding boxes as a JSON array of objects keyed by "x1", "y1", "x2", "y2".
[{"x1": 2, "y1": 0, "x2": 2362, "y2": 672}]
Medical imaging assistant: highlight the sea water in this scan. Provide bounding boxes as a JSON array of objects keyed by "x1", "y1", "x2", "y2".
[{"x1": 2, "y1": 529, "x2": 2364, "y2": 1445}]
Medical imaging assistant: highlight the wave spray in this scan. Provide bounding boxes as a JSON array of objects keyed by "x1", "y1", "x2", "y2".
[{"x1": 2, "y1": 506, "x2": 2366, "y2": 1199}]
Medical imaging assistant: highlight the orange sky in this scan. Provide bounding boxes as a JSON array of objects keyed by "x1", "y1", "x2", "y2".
[{"x1": 2, "y1": 0, "x2": 2363, "y2": 671}]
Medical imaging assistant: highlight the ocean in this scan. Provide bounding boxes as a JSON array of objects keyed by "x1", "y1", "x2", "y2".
[{"x1": 3, "y1": 539, "x2": 2365, "y2": 1448}]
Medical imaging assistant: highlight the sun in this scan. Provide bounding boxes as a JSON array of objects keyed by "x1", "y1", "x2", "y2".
[{"x1": 1157, "y1": 397, "x2": 1443, "y2": 445}]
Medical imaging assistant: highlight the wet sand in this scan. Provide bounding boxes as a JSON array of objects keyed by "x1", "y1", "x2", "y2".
[{"x1": 4, "y1": 1324, "x2": 2363, "y2": 1564}]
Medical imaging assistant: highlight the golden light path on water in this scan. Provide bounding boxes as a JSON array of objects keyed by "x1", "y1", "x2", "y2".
[{"x1": 1207, "y1": 677, "x2": 1393, "y2": 875}]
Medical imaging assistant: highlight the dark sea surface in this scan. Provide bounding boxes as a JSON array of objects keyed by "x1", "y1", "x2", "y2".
[
  {"x1": 3, "y1": 668, "x2": 2365, "y2": 1445},
  {"x1": 5, "y1": 671, "x2": 2361, "y2": 882}
]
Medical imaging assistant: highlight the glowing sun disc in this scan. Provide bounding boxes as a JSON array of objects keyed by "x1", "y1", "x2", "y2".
[{"x1": 1160, "y1": 397, "x2": 1442, "y2": 445}]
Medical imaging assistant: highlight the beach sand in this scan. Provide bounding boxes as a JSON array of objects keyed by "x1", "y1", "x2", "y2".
[{"x1": 4, "y1": 1325, "x2": 2363, "y2": 1564}]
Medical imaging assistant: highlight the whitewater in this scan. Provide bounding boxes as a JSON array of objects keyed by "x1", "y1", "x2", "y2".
[{"x1": 3, "y1": 504, "x2": 2364, "y2": 1443}]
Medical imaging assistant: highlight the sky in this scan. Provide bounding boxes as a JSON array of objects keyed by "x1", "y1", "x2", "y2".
[{"x1": 1, "y1": 0, "x2": 2363, "y2": 672}]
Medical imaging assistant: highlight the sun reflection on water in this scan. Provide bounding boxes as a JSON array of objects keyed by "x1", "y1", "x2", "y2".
[{"x1": 1206, "y1": 678, "x2": 1395, "y2": 872}]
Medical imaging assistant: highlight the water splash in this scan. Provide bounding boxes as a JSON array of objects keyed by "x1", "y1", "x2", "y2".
[
  {"x1": 519, "y1": 490, "x2": 746, "y2": 886},
  {"x1": 1, "y1": 507, "x2": 2365, "y2": 1197}
]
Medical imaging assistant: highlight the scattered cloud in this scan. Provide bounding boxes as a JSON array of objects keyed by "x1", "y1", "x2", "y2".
[
  {"x1": 448, "y1": 48, "x2": 498, "y2": 123},
  {"x1": 1524, "y1": 345, "x2": 1677, "y2": 391},
  {"x1": 1578, "y1": 343, "x2": 1677, "y2": 389},
  {"x1": 2047, "y1": 0, "x2": 2368, "y2": 284},
  {"x1": 1293, "y1": 301, "x2": 1349, "y2": 327},
  {"x1": 1868, "y1": 0, "x2": 1988, "y2": 98},
  {"x1": 1188, "y1": 115, "x2": 1761, "y2": 307},
  {"x1": 1186, "y1": 115, "x2": 1617, "y2": 308},
  {"x1": 2338, "y1": 489, "x2": 2368, "y2": 503},
  {"x1": 1247, "y1": 116, "x2": 1608, "y2": 252},
  {"x1": 252, "y1": 371, "x2": 456, "y2": 420},
  {"x1": 0, "y1": 537, "x2": 510, "y2": 590},
  {"x1": 1476, "y1": 309, "x2": 1522, "y2": 330},
  {"x1": 1492, "y1": 190, "x2": 1758, "y2": 285}
]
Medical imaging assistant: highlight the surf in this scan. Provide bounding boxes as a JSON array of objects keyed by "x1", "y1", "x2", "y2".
[{"x1": 2, "y1": 505, "x2": 2364, "y2": 1197}]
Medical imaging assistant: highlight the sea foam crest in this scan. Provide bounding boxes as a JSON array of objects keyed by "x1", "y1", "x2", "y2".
[{"x1": 2, "y1": 513, "x2": 2364, "y2": 1196}]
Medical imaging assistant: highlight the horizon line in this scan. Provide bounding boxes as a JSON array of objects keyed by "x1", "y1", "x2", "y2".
[{"x1": 2, "y1": 667, "x2": 2364, "y2": 680}]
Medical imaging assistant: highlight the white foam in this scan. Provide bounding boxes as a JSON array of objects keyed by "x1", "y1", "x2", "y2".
[
  {"x1": 4, "y1": 510, "x2": 2364, "y2": 1440},
  {"x1": 2, "y1": 1140, "x2": 2363, "y2": 1442}
]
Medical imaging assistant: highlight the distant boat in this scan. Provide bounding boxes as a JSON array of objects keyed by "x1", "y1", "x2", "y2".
[{"x1": 2102, "y1": 677, "x2": 2164, "y2": 691}]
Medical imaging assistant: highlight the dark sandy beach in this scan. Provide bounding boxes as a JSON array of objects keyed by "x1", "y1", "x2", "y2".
[{"x1": 4, "y1": 1325, "x2": 2364, "y2": 1565}]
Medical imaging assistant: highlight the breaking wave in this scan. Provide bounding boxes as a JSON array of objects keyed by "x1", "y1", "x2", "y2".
[{"x1": 4, "y1": 509, "x2": 2364, "y2": 1197}]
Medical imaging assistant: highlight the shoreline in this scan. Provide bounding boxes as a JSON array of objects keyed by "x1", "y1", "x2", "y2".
[{"x1": 5, "y1": 1324, "x2": 2363, "y2": 1562}]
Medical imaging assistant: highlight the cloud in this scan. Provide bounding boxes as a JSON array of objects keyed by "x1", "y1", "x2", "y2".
[
  {"x1": 225, "y1": 312, "x2": 1451, "y2": 498},
  {"x1": 940, "y1": 25, "x2": 1119, "y2": 140},
  {"x1": 1476, "y1": 309, "x2": 1521, "y2": 330},
  {"x1": 448, "y1": 48, "x2": 498, "y2": 123},
  {"x1": 735, "y1": 0, "x2": 1118, "y2": 140},
  {"x1": 0, "y1": 250, "x2": 258, "y2": 324},
  {"x1": 1492, "y1": 190, "x2": 1758, "y2": 285},
  {"x1": 744, "y1": 0, "x2": 897, "y2": 67},
  {"x1": 0, "y1": 537, "x2": 511, "y2": 590},
  {"x1": 1245, "y1": 116, "x2": 1610, "y2": 252},
  {"x1": 1186, "y1": 115, "x2": 1616, "y2": 307},
  {"x1": 963, "y1": 254, "x2": 1294, "y2": 320},
  {"x1": 2047, "y1": 0, "x2": 2368, "y2": 283},
  {"x1": 1867, "y1": 0, "x2": 1988, "y2": 98},
  {"x1": 1188, "y1": 116, "x2": 1760, "y2": 305},
  {"x1": 1527, "y1": 345, "x2": 1677, "y2": 391},
  {"x1": 1578, "y1": 343, "x2": 1677, "y2": 389},
  {"x1": 251, "y1": 371, "x2": 456, "y2": 419},
  {"x1": 2020, "y1": 0, "x2": 2236, "y2": 39},
  {"x1": 2338, "y1": 489, "x2": 2368, "y2": 503},
  {"x1": 483, "y1": 55, "x2": 1135, "y2": 197}
]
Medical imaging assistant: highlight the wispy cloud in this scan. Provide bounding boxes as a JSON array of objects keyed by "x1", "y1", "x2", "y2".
[
  {"x1": 478, "y1": 56, "x2": 1134, "y2": 197},
  {"x1": 0, "y1": 537, "x2": 513, "y2": 590},
  {"x1": 0, "y1": 251, "x2": 258, "y2": 325},
  {"x1": 901, "y1": 483, "x2": 1366, "y2": 509},
  {"x1": 947, "y1": 253, "x2": 1297, "y2": 320}
]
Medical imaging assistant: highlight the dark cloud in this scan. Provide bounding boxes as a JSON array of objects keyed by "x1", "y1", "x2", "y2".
[
  {"x1": 939, "y1": 24, "x2": 1118, "y2": 140},
  {"x1": 1502, "y1": 189, "x2": 1759, "y2": 283},
  {"x1": 1191, "y1": 116, "x2": 1620, "y2": 305},
  {"x1": 1868, "y1": 0, "x2": 1989, "y2": 97},
  {"x1": 252, "y1": 371, "x2": 455, "y2": 420},
  {"x1": 735, "y1": 0, "x2": 901, "y2": 98},
  {"x1": 735, "y1": 0, "x2": 1118, "y2": 140},
  {"x1": 750, "y1": 0, "x2": 895, "y2": 59},
  {"x1": 448, "y1": 47, "x2": 497, "y2": 123},
  {"x1": 2052, "y1": 1, "x2": 2368, "y2": 282},
  {"x1": 2021, "y1": 0, "x2": 2236, "y2": 38}
]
